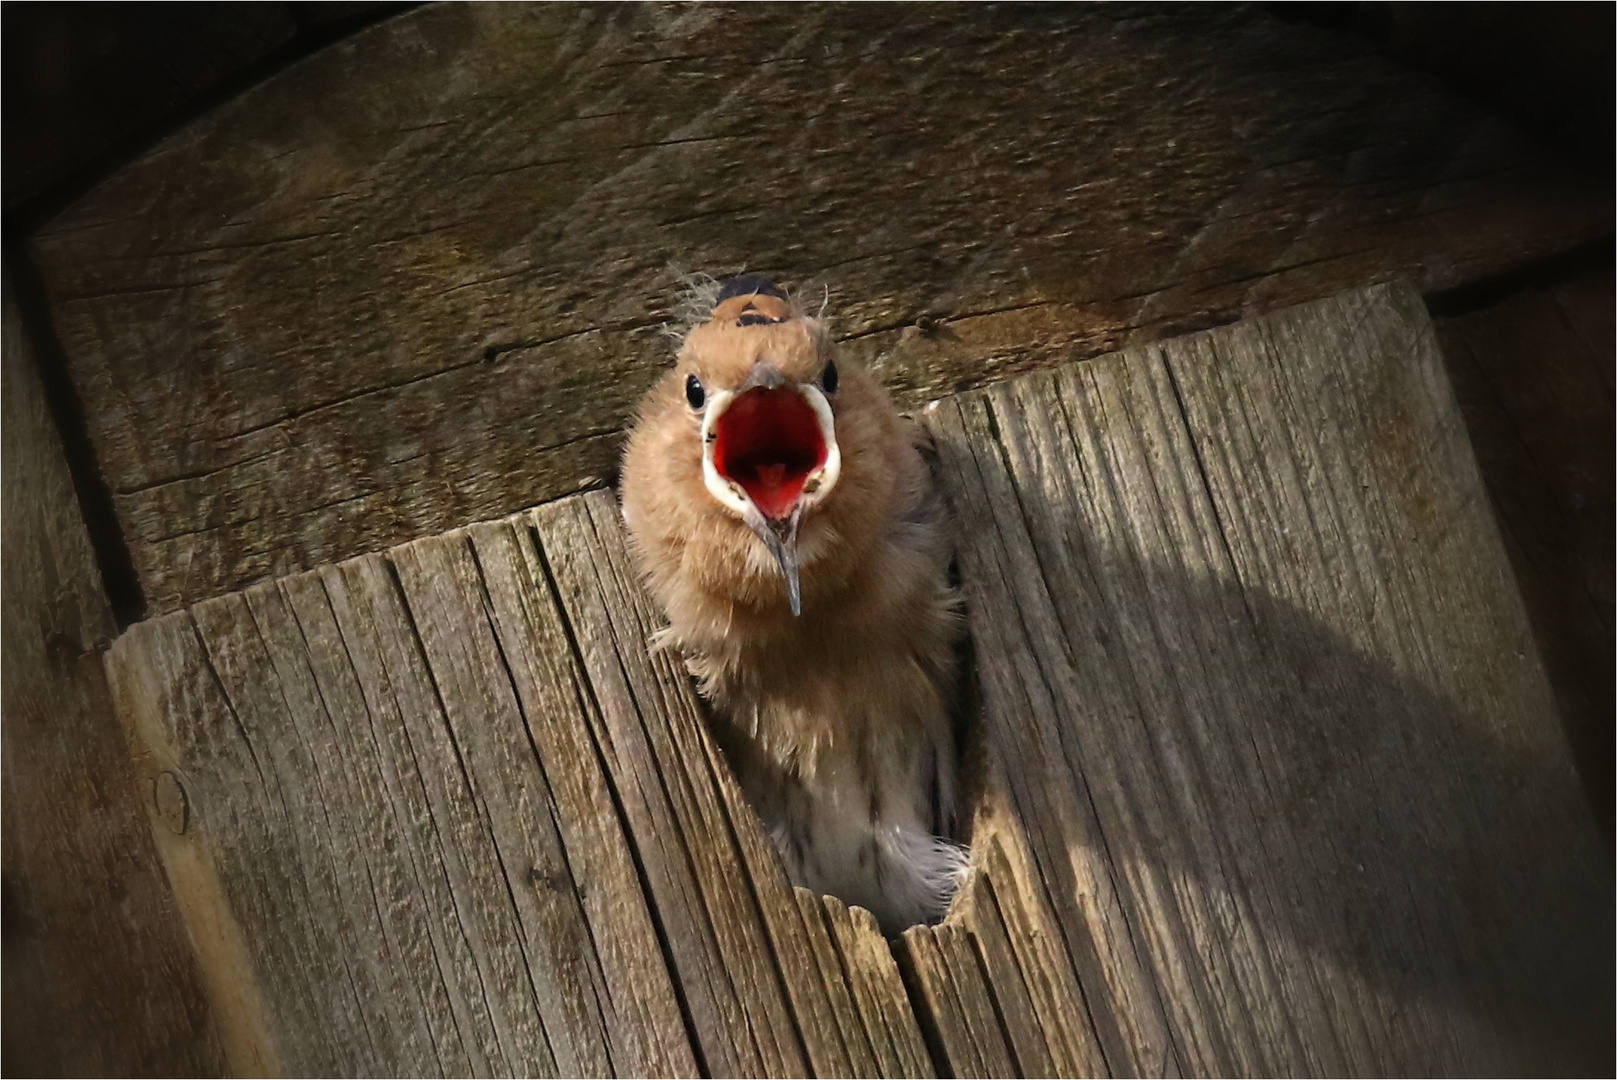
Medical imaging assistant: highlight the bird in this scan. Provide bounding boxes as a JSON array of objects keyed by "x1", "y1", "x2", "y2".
[{"x1": 619, "y1": 273, "x2": 967, "y2": 934}]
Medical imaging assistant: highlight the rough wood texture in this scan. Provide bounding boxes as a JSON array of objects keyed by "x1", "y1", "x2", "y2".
[
  {"x1": 108, "y1": 520, "x2": 689, "y2": 1076},
  {"x1": 106, "y1": 488, "x2": 943, "y2": 1078},
  {"x1": 900, "y1": 837, "x2": 1110, "y2": 1079},
  {"x1": 102, "y1": 281, "x2": 1606, "y2": 1077},
  {"x1": 924, "y1": 279, "x2": 1611, "y2": 1075},
  {"x1": 532, "y1": 495, "x2": 804, "y2": 1078},
  {"x1": 30, "y1": 2, "x2": 1611, "y2": 614},
  {"x1": 1434, "y1": 266, "x2": 1614, "y2": 837},
  {"x1": 1, "y1": 276, "x2": 226, "y2": 1076}
]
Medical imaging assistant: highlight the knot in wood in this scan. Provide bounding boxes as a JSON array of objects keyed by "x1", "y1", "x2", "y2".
[{"x1": 153, "y1": 771, "x2": 190, "y2": 835}]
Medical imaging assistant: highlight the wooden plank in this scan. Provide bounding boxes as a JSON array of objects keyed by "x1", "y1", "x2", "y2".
[
  {"x1": 104, "y1": 610, "x2": 286, "y2": 1075},
  {"x1": 388, "y1": 533, "x2": 630, "y2": 1076},
  {"x1": 509, "y1": 494, "x2": 947, "y2": 1079},
  {"x1": 793, "y1": 888, "x2": 880, "y2": 1077},
  {"x1": 243, "y1": 579, "x2": 454, "y2": 1076},
  {"x1": 917, "y1": 386, "x2": 1182, "y2": 1076},
  {"x1": 956, "y1": 831, "x2": 1108, "y2": 1078},
  {"x1": 105, "y1": 539, "x2": 699, "y2": 1076},
  {"x1": 821, "y1": 899, "x2": 935, "y2": 1079},
  {"x1": 932, "y1": 923, "x2": 1017, "y2": 1078},
  {"x1": 898, "y1": 925, "x2": 987, "y2": 1077},
  {"x1": 275, "y1": 568, "x2": 486, "y2": 1075},
  {"x1": 530, "y1": 491, "x2": 814, "y2": 1077},
  {"x1": 0, "y1": 275, "x2": 226, "y2": 1076},
  {"x1": 464, "y1": 516, "x2": 698, "y2": 1077},
  {"x1": 952, "y1": 870, "x2": 1056, "y2": 1078},
  {"x1": 857, "y1": 912, "x2": 934, "y2": 1080},
  {"x1": 1170, "y1": 282, "x2": 1611, "y2": 1070},
  {"x1": 115, "y1": 586, "x2": 514, "y2": 1075},
  {"x1": 637, "y1": 578, "x2": 871, "y2": 1078},
  {"x1": 109, "y1": 481, "x2": 970, "y2": 1078},
  {"x1": 29, "y1": 2, "x2": 1611, "y2": 612},
  {"x1": 923, "y1": 280, "x2": 1612, "y2": 1075}
]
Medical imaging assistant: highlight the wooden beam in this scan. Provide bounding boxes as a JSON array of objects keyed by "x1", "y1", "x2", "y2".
[
  {"x1": 1, "y1": 276, "x2": 226, "y2": 1074},
  {"x1": 1433, "y1": 267, "x2": 1615, "y2": 837},
  {"x1": 30, "y1": 2, "x2": 1611, "y2": 613}
]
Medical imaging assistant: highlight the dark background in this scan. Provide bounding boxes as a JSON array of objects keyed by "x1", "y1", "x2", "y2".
[{"x1": 5, "y1": 3, "x2": 1613, "y2": 231}]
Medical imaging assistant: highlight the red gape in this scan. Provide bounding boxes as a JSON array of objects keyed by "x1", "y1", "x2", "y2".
[{"x1": 713, "y1": 387, "x2": 827, "y2": 520}]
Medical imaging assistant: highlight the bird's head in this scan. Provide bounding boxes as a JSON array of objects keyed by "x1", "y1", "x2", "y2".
[
  {"x1": 623, "y1": 274, "x2": 916, "y2": 629},
  {"x1": 673, "y1": 274, "x2": 843, "y2": 615}
]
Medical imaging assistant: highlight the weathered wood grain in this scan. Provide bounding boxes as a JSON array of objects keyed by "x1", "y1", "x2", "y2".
[
  {"x1": 106, "y1": 483, "x2": 962, "y2": 1078},
  {"x1": 532, "y1": 493, "x2": 806, "y2": 1077},
  {"x1": 792, "y1": 888, "x2": 880, "y2": 1077},
  {"x1": 30, "y1": 1, "x2": 1612, "y2": 613},
  {"x1": 923, "y1": 280, "x2": 1612, "y2": 1076},
  {"x1": 105, "y1": 541, "x2": 697, "y2": 1076},
  {"x1": 952, "y1": 831, "x2": 1108, "y2": 1078},
  {"x1": 0, "y1": 276, "x2": 226, "y2": 1076},
  {"x1": 821, "y1": 897, "x2": 934, "y2": 1079},
  {"x1": 917, "y1": 384, "x2": 1182, "y2": 1076},
  {"x1": 947, "y1": 865, "x2": 1057, "y2": 1077},
  {"x1": 465, "y1": 516, "x2": 696, "y2": 1076},
  {"x1": 900, "y1": 922, "x2": 1017, "y2": 1079},
  {"x1": 99, "y1": 282, "x2": 1608, "y2": 1077}
]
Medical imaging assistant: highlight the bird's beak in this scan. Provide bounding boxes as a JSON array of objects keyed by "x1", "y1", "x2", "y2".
[
  {"x1": 700, "y1": 373, "x2": 840, "y2": 616},
  {"x1": 745, "y1": 502, "x2": 804, "y2": 616}
]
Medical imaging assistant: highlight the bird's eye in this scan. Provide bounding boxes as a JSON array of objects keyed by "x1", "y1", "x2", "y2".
[
  {"x1": 820, "y1": 359, "x2": 839, "y2": 394},
  {"x1": 686, "y1": 374, "x2": 705, "y2": 410}
]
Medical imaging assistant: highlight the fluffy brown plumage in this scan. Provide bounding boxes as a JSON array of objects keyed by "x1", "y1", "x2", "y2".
[{"x1": 620, "y1": 276, "x2": 965, "y2": 932}]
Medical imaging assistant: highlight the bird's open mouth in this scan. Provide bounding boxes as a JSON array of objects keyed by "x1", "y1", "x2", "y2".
[
  {"x1": 712, "y1": 387, "x2": 828, "y2": 521},
  {"x1": 700, "y1": 379, "x2": 841, "y2": 616}
]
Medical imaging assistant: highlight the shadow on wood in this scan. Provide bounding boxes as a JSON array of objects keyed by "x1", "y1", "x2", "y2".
[
  {"x1": 919, "y1": 280, "x2": 1610, "y2": 1076},
  {"x1": 102, "y1": 282, "x2": 1609, "y2": 1077},
  {"x1": 1, "y1": 276, "x2": 226, "y2": 1074},
  {"x1": 947, "y1": 552, "x2": 1609, "y2": 1074},
  {"x1": 1434, "y1": 268, "x2": 1616, "y2": 839}
]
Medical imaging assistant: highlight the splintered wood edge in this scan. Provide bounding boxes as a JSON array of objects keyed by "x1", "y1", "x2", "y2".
[{"x1": 793, "y1": 887, "x2": 879, "y2": 1075}]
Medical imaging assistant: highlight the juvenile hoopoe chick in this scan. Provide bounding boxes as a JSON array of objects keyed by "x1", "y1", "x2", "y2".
[{"x1": 620, "y1": 275, "x2": 966, "y2": 933}]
